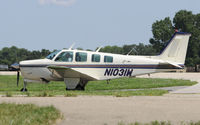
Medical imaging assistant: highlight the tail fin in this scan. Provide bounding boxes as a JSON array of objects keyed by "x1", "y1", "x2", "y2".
[{"x1": 158, "y1": 32, "x2": 191, "y2": 64}]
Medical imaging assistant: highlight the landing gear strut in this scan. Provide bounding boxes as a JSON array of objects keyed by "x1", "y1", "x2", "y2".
[
  {"x1": 107, "y1": 79, "x2": 111, "y2": 84},
  {"x1": 21, "y1": 81, "x2": 28, "y2": 92}
]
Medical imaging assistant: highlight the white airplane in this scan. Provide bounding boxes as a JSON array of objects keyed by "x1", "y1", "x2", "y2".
[{"x1": 12, "y1": 32, "x2": 191, "y2": 91}]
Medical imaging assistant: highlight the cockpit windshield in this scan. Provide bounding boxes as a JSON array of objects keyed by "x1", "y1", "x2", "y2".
[{"x1": 46, "y1": 50, "x2": 61, "y2": 60}]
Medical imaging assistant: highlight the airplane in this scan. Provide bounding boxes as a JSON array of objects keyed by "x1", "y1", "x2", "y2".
[{"x1": 12, "y1": 32, "x2": 191, "y2": 91}]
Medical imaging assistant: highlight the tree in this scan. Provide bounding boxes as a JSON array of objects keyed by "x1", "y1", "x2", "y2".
[
  {"x1": 150, "y1": 17, "x2": 174, "y2": 53},
  {"x1": 76, "y1": 47, "x2": 83, "y2": 50},
  {"x1": 122, "y1": 44, "x2": 137, "y2": 55},
  {"x1": 0, "y1": 46, "x2": 52, "y2": 66},
  {"x1": 150, "y1": 10, "x2": 200, "y2": 69},
  {"x1": 122, "y1": 44, "x2": 156, "y2": 55},
  {"x1": 41, "y1": 49, "x2": 51, "y2": 58},
  {"x1": 173, "y1": 10, "x2": 200, "y2": 69},
  {"x1": 99, "y1": 46, "x2": 123, "y2": 54}
]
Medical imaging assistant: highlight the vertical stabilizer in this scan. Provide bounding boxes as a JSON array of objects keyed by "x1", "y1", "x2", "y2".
[{"x1": 158, "y1": 32, "x2": 191, "y2": 64}]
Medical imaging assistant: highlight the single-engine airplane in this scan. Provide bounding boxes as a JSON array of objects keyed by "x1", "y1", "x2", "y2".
[{"x1": 12, "y1": 32, "x2": 191, "y2": 91}]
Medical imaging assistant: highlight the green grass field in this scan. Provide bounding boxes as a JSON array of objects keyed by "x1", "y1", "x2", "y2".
[
  {"x1": 0, "y1": 75, "x2": 197, "y2": 97},
  {"x1": 0, "y1": 103, "x2": 62, "y2": 125}
]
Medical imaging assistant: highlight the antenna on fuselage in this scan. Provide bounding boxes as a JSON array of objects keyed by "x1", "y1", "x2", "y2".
[
  {"x1": 96, "y1": 46, "x2": 102, "y2": 52},
  {"x1": 69, "y1": 43, "x2": 75, "y2": 50},
  {"x1": 127, "y1": 48, "x2": 138, "y2": 55}
]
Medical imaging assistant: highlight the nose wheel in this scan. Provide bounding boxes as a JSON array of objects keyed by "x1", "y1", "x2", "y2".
[{"x1": 20, "y1": 81, "x2": 28, "y2": 92}]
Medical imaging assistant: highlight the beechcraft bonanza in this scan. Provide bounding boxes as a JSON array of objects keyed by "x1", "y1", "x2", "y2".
[{"x1": 12, "y1": 32, "x2": 191, "y2": 91}]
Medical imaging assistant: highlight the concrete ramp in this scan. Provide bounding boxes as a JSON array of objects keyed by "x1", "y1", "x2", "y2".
[
  {"x1": 137, "y1": 73, "x2": 200, "y2": 94},
  {"x1": 170, "y1": 83, "x2": 200, "y2": 94},
  {"x1": 0, "y1": 71, "x2": 18, "y2": 75}
]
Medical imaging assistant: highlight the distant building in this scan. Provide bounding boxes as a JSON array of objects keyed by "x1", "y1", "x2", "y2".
[{"x1": 0, "y1": 65, "x2": 8, "y2": 71}]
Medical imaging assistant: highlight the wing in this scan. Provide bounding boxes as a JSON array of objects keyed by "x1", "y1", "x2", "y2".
[{"x1": 47, "y1": 65, "x2": 97, "y2": 81}]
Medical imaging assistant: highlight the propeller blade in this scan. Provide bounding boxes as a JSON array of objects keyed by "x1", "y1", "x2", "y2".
[
  {"x1": 11, "y1": 63, "x2": 20, "y2": 87},
  {"x1": 17, "y1": 71, "x2": 20, "y2": 87}
]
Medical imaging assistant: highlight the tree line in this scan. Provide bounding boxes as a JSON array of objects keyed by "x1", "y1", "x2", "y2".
[
  {"x1": 0, "y1": 43, "x2": 155, "y2": 66},
  {"x1": 0, "y1": 10, "x2": 200, "y2": 69},
  {"x1": 0, "y1": 46, "x2": 51, "y2": 66}
]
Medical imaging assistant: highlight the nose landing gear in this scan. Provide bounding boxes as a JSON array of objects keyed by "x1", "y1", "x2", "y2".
[{"x1": 20, "y1": 81, "x2": 28, "y2": 92}]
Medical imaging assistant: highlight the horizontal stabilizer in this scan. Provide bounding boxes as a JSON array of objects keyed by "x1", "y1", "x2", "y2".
[{"x1": 160, "y1": 61, "x2": 183, "y2": 69}]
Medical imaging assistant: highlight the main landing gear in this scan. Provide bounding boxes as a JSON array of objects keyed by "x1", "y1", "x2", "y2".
[
  {"x1": 65, "y1": 78, "x2": 88, "y2": 91},
  {"x1": 19, "y1": 78, "x2": 88, "y2": 92}
]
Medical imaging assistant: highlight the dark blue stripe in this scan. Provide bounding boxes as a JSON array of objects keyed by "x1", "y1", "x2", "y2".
[{"x1": 20, "y1": 64, "x2": 184, "y2": 69}]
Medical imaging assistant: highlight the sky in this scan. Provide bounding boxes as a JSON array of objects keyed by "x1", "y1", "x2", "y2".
[{"x1": 0, "y1": 0, "x2": 200, "y2": 51}]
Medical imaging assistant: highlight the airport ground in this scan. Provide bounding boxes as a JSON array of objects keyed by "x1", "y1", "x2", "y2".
[{"x1": 0, "y1": 73, "x2": 200, "y2": 125}]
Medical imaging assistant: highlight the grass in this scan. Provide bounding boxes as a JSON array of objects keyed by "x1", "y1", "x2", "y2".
[
  {"x1": 0, "y1": 75, "x2": 197, "y2": 97},
  {"x1": 87, "y1": 78, "x2": 196, "y2": 90},
  {"x1": 117, "y1": 121, "x2": 200, "y2": 125},
  {"x1": 5, "y1": 91, "x2": 12, "y2": 97},
  {"x1": 0, "y1": 103, "x2": 62, "y2": 125}
]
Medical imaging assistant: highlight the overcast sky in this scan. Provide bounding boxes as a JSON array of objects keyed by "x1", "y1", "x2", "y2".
[{"x1": 0, "y1": 0, "x2": 200, "y2": 51}]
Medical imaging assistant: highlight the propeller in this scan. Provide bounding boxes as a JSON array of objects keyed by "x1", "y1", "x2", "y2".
[
  {"x1": 17, "y1": 71, "x2": 20, "y2": 86},
  {"x1": 11, "y1": 63, "x2": 20, "y2": 87}
]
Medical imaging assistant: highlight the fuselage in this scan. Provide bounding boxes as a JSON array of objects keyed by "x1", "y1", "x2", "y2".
[{"x1": 19, "y1": 49, "x2": 182, "y2": 83}]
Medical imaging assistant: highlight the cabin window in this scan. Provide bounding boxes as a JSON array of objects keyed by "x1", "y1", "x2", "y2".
[
  {"x1": 104, "y1": 56, "x2": 113, "y2": 63},
  {"x1": 92, "y1": 54, "x2": 100, "y2": 62},
  {"x1": 55, "y1": 51, "x2": 73, "y2": 62},
  {"x1": 76, "y1": 52, "x2": 87, "y2": 62}
]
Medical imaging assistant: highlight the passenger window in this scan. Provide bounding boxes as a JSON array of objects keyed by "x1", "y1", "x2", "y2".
[
  {"x1": 92, "y1": 54, "x2": 100, "y2": 62},
  {"x1": 104, "y1": 56, "x2": 113, "y2": 63},
  {"x1": 55, "y1": 51, "x2": 73, "y2": 62},
  {"x1": 76, "y1": 52, "x2": 87, "y2": 62}
]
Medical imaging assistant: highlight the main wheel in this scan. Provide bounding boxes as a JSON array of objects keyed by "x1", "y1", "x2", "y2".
[
  {"x1": 20, "y1": 88, "x2": 28, "y2": 92},
  {"x1": 65, "y1": 84, "x2": 85, "y2": 91},
  {"x1": 75, "y1": 84, "x2": 85, "y2": 90}
]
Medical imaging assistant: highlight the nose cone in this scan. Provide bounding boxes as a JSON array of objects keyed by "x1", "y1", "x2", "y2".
[{"x1": 11, "y1": 63, "x2": 20, "y2": 70}]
